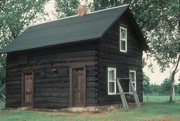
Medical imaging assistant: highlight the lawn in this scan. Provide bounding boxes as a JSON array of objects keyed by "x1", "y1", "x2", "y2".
[
  {"x1": 143, "y1": 95, "x2": 180, "y2": 102},
  {"x1": 0, "y1": 96, "x2": 180, "y2": 121}
]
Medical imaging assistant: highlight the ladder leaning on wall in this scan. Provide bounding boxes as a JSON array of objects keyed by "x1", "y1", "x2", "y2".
[{"x1": 116, "y1": 78, "x2": 140, "y2": 110}]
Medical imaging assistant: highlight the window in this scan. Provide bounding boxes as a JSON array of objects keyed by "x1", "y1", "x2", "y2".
[
  {"x1": 108, "y1": 67, "x2": 116, "y2": 95},
  {"x1": 119, "y1": 26, "x2": 127, "y2": 52},
  {"x1": 129, "y1": 70, "x2": 136, "y2": 93}
]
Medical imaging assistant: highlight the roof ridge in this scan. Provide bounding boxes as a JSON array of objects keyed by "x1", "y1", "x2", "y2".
[
  {"x1": 89, "y1": 4, "x2": 129, "y2": 15},
  {"x1": 29, "y1": 4, "x2": 129, "y2": 28}
]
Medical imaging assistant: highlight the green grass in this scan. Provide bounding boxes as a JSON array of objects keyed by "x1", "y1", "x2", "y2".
[
  {"x1": 143, "y1": 95, "x2": 180, "y2": 102},
  {"x1": 0, "y1": 96, "x2": 180, "y2": 121}
]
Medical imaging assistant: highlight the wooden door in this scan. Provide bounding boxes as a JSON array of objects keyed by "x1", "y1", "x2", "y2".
[
  {"x1": 24, "y1": 73, "x2": 33, "y2": 108},
  {"x1": 72, "y1": 68, "x2": 86, "y2": 107}
]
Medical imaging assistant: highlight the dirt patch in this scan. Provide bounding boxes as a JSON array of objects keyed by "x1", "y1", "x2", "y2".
[{"x1": 1, "y1": 103, "x2": 144, "y2": 114}]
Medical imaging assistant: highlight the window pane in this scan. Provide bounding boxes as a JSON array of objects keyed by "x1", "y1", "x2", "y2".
[
  {"x1": 109, "y1": 82, "x2": 115, "y2": 93},
  {"x1": 108, "y1": 70, "x2": 114, "y2": 81},
  {"x1": 121, "y1": 28, "x2": 126, "y2": 39},
  {"x1": 130, "y1": 72, "x2": 135, "y2": 82},
  {"x1": 121, "y1": 40, "x2": 126, "y2": 50}
]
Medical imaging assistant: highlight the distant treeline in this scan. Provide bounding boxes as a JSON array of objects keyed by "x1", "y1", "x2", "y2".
[
  {"x1": 147, "y1": 83, "x2": 180, "y2": 95},
  {"x1": 143, "y1": 73, "x2": 180, "y2": 95}
]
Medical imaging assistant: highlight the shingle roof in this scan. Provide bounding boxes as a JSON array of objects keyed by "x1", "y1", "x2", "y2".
[{"x1": 0, "y1": 5, "x2": 147, "y2": 53}]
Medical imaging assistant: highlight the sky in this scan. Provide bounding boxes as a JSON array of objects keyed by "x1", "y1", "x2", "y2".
[
  {"x1": 143, "y1": 54, "x2": 180, "y2": 85},
  {"x1": 36, "y1": 0, "x2": 180, "y2": 85}
]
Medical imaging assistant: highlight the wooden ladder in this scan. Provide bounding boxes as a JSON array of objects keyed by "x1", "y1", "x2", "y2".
[{"x1": 116, "y1": 78, "x2": 140, "y2": 110}]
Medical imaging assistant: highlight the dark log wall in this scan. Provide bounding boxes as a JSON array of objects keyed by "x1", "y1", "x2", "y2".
[
  {"x1": 97, "y1": 11, "x2": 143, "y2": 105},
  {"x1": 6, "y1": 12, "x2": 144, "y2": 109},
  {"x1": 6, "y1": 41, "x2": 98, "y2": 109}
]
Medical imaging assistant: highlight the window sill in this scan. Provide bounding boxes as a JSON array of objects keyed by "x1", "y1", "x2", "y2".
[
  {"x1": 120, "y1": 50, "x2": 127, "y2": 53},
  {"x1": 108, "y1": 93, "x2": 116, "y2": 95}
]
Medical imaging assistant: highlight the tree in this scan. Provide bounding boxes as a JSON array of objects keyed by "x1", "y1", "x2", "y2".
[
  {"x1": 149, "y1": 84, "x2": 160, "y2": 95},
  {"x1": 143, "y1": 73, "x2": 150, "y2": 101},
  {"x1": 55, "y1": 0, "x2": 80, "y2": 18},
  {"x1": 175, "y1": 83, "x2": 180, "y2": 95},
  {"x1": 0, "y1": 0, "x2": 48, "y2": 98},
  {"x1": 92, "y1": 0, "x2": 180, "y2": 103},
  {"x1": 160, "y1": 78, "x2": 171, "y2": 95}
]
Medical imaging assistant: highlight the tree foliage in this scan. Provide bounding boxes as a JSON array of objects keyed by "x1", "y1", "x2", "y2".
[
  {"x1": 149, "y1": 84, "x2": 160, "y2": 95},
  {"x1": 160, "y1": 78, "x2": 171, "y2": 95},
  {"x1": 143, "y1": 73, "x2": 150, "y2": 94},
  {"x1": 55, "y1": 0, "x2": 80, "y2": 18},
  {"x1": 145, "y1": 79, "x2": 179, "y2": 95},
  {"x1": 175, "y1": 83, "x2": 180, "y2": 94},
  {"x1": 0, "y1": 0, "x2": 48, "y2": 43}
]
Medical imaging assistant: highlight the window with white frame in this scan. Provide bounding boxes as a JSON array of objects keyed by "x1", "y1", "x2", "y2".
[
  {"x1": 119, "y1": 26, "x2": 127, "y2": 52},
  {"x1": 108, "y1": 67, "x2": 116, "y2": 95},
  {"x1": 129, "y1": 70, "x2": 136, "y2": 93}
]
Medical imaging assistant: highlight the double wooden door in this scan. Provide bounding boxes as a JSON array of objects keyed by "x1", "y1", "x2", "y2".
[
  {"x1": 72, "y1": 68, "x2": 86, "y2": 107},
  {"x1": 24, "y1": 73, "x2": 33, "y2": 108}
]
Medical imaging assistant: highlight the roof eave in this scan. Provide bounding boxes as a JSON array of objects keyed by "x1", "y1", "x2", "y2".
[{"x1": 0, "y1": 37, "x2": 100, "y2": 54}]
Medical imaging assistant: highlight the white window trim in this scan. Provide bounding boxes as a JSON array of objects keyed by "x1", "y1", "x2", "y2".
[
  {"x1": 119, "y1": 26, "x2": 127, "y2": 52},
  {"x1": 108, "y1": 67, "x2": 116, "y2": 95},
  {"x1": 129, "y1": 70, "x2": 136, "y2": 93}
]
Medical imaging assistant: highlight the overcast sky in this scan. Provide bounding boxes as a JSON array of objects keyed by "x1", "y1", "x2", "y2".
[{"x1": 35, "y1": 0, "x2": 180, "y2": 85}]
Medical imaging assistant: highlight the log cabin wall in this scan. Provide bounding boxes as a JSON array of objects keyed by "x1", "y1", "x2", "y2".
[
  {"x1": 97, "y1": 12, "x2": 143, "y2": 105},
  {"x1": 6, "y1": 40, "x2": 98, "y2": 109}
]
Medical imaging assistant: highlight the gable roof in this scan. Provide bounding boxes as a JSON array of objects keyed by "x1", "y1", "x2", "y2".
[{"x1": 0, "y1": 5, "x2": 148, "y2": 54}]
